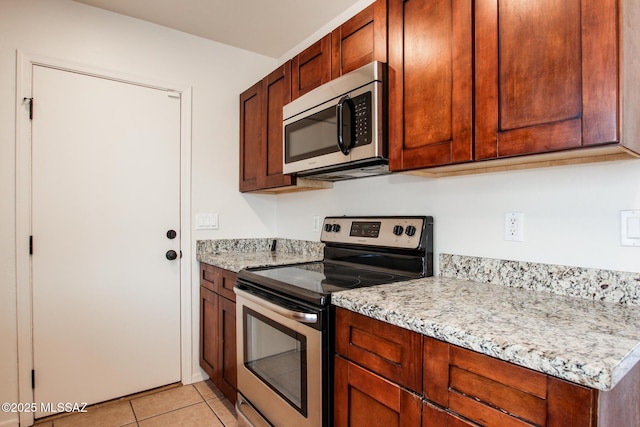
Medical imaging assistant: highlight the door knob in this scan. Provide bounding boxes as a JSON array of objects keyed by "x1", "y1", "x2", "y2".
[
  {"x1": 166, "y1": 250, "x2": 178, "y2": 260},
  {"x1": 166, "y1": 229, "x2": 177, "y2": 239}
]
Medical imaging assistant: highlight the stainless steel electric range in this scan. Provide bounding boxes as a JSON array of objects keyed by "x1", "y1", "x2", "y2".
[{"x1": 234, "y1": 216, "x2": 433, "y2": 427}]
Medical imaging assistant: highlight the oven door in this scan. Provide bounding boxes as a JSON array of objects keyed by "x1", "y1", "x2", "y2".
[{"x1": 235, "y1": 286, "x2": 323, "y2": 427}]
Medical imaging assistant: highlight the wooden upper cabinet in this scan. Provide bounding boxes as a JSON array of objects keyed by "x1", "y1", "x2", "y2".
[
  {"x1": 475, "y1": 0, "x2": 619, "y2": 159},
  {"x1": 331, "y1": 0, "x2": 388, "y2": 78},
  {"x1": 239, "y1": 62, "x2": 294, "y2": 192},
  {"x1": 239, "y1": 80, "x2": 263, "y2": 192},
  {"x1": 291, "y1": 34, "x2": 332, "y2": 101},
  {"x1": 388, "y1": 0, "x2": 473, "y2": 171},
  {"x1": 263, "y1": 63, "x2": 294, "y2": 189}
]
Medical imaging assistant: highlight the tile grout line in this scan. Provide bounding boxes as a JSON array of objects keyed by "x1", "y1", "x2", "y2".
[
  {"x1": 38, "y1": 382, "x2": 233, "y2": 427},
  {"x1": 136, "y1": 400, "x2": 209, "y2": 424},
  {"x1": 128, "y1": 400, "x2": 139, "y2": 426},
  {"x1": 192, "y1": 383, "x2": 229, "y2": 426},
  {"x1": 204, "y1": 398, "x2": 228, "y2": 427},
  {"x1": 133, "y1": 383, "x2": 221, "y2": 425}
]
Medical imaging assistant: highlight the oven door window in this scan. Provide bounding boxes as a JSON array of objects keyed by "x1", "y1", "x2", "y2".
[{"x1": 243, "y1": 307, "x2": 308, "y2": 416}]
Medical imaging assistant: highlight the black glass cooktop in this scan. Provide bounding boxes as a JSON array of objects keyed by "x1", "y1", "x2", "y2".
[{"x1": 238, "y1": 261, "x2": 419, "y2": 306}]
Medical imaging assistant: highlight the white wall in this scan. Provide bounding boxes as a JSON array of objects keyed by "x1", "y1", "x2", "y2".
[
  {"x1": 0, "y1": 1, "x2": 277, "y2": 425},
  {"x1": 275, "y1": 159, "x2": 640, "y2": 273}
]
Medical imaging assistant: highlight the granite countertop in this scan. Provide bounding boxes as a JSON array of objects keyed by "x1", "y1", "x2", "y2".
[
  {"x1": 332, "y1": 275, "x2": 640, "y2": 391},
  {"x1": 198, "y1": 243, "x2": 640, "y2": 391},
  {"x1": 196, "y1": 238, "x2": 324, "y2": 272}
]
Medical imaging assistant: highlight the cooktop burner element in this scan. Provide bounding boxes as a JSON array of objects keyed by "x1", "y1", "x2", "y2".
[{"x1": 237, "y1": 216, "x2": 433, "y2": 306}]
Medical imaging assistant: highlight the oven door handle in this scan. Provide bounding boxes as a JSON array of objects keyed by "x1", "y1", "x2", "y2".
[
  {"x1": 235, "y1": 288, "x2": 318, "y2": 324},
  {"x1": 236, "y1": 393, "x2": 272, "y2": 427}
]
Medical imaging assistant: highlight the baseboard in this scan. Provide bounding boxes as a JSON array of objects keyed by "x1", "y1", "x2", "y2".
[{"x1": 186, "y1": 369, "x2": 209, "y2": 385}]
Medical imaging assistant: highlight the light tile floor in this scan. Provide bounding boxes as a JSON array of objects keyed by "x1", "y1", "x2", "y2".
[{"x1": 33, "y1": 381, "x2": 237, "y2": 427}]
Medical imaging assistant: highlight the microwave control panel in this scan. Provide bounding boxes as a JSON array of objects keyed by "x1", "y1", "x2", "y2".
[{"x1": 352, "y1": 92, "x2": 371, "y2": 147}]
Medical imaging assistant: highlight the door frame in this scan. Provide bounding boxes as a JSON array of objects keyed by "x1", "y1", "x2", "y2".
[{"x1": 15, "y1": 51, "x2": 193, "y2": 427}]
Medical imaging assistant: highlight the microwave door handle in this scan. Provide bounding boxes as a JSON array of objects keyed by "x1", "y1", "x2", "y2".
[{"x1": 336, "y1": 95, "x2": 356, "y2": 155}]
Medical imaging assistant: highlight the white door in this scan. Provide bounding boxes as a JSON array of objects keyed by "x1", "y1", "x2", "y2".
[{"x1": 31, "y1": 65, "x2": 181, "y2": 417}]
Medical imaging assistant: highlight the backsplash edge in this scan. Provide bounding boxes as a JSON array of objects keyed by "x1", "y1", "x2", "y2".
[{"x1": 440, "y1": 254, "x2": 640, "y2": 306}]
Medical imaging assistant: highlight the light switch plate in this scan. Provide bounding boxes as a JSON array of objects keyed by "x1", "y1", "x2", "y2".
[
  {"x1": 621, "y1": 210, "x2": 640, "y2": 246},
  {"x1": 196, "y1": 213, "x2": 218, "y2": 230}
]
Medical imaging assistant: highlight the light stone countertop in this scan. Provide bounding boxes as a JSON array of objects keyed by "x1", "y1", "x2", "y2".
[
  {"x1": 196, "y1": 238, "x2": 324, "y2": 272},
  {"x1": 197, "y1": 244, "x2": 640, "y2": 391},
  {"x1": 332, "y1": 275, "x2": 640, "y2": 391}
]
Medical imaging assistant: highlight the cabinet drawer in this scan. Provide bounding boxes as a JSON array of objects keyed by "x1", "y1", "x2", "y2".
[
  {"x1": 218, "y1": 269, "x2": 237, "y2": 302},
  {"x1": 448, "y1": 346, "x2": 547, "y2": 426},
  {"x1": 200, "y1": 263, "x2": 218, "y2": 292},
  {"x1": 335, "y1": 308, "x2": 422, "y2": 392},
  {"x1": 199, "y1": 264, "x2": 237, "y2": 301},
  {"x1": 423, "y1": 401, "x2": 477, "y2": 427},
  {"x1": 424, "y1": 339, "x2": 563, "y2": 427}
]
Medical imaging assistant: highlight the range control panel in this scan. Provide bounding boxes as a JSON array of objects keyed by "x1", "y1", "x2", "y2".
[{"x1": 320, "y1": 216, "x2": 432, "y2": 250}]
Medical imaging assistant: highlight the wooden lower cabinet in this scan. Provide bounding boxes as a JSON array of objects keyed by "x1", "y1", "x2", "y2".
[
  {"x1": 335, "y1": 307, "x2": 640, "y2": 427},
  {"x1": 334, "y1": 355, "x2": 422, "y2": 427},
  {"x1": 423, "y1": 402, "x2": 474, "y2": 427},
  {"x1": 216, "y1": 295, "x2": 237, "y2": 401},
  {"x1": 424, "y1": 338, "x2": 597, "y2": 427},
  {"x1": 335, "y1": 306, "x2": 422, "y2": 391},
  {"x1": 199, "y1": 286, "x2": 217, "y2": 377},
  {"x1": 199, "y1": 264, "x2": 237, "y2": 403}
]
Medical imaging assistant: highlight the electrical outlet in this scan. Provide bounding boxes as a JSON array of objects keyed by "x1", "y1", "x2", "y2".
[
  {"x1": 312, "y1": 215, "x2": 321, "y2": 232},
  {"x1": 504, "y1": 212, "x2": 524, "y2": 242}
]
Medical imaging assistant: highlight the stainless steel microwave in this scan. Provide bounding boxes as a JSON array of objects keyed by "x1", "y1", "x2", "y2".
[{"x1": 283, "y1": 62, "x2": 388, "y2": 181}]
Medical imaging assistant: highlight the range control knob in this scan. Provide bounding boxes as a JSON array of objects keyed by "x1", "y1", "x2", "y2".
[
  {"x1": 332, "y1": 224, "x2": 341, "y2": 233},
  {"x1": 405, "y1": 225, "x2": 417, "y2": 237},
  {"x1": 393, "y1": 225, "x2": 404, "y2": 236},
  {"x1": 324, "y1": 223, "x2": 333, "y2": 232}
]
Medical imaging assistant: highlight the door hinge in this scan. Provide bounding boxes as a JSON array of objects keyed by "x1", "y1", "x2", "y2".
[
  {"x1": 167, "y1": 90, "x2": 180, "y2": 99},
  {"x1": 31, "y1": 369, "x2": 35, "y2": 389},
  {"x1": 23, "y1": 97, "x2": 33, "y2": 120},
  {"x1": 29, "y1": 236, "x2": 33, "y2": 255}
]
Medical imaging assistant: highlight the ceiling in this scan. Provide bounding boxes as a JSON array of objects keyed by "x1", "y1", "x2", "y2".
[{"x1": 73, "y1": 0, "x2": 363, "y2": 58}]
